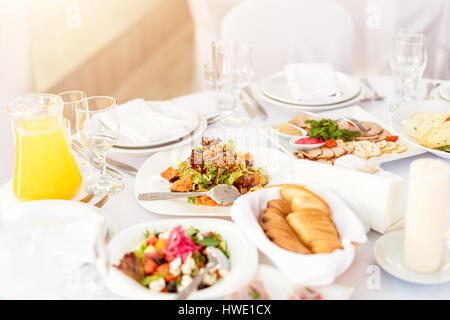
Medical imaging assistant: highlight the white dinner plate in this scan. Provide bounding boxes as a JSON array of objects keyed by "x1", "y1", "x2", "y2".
[
  {"x1": 258, "y1": 87, "x2": 362, "y2": 112},
  {"x1": 259, "y1": 71, "x2": 361, "y2": 106},
  {"x1": 115, "y1": 101, "x2": 199, "y2": 149},
  {"x1": 110, "y1": 116, "x2": 207, "y2": 157},
  {"x1": 248, "y1": 265, "x2": 354, "y2": 300},
  {"x1": 261, "y1": 105, "x2": 425, "y2": 163},
  {"x1": 439, "y1": 82, "x2": 450, "y2": 101},
  {"x1": 389, "y1": 100, "x2": 450, "y2": 160},
  {"x1": 374, "y1": 230, "x2": 450, "y2": 285},
  {"x1": 103, "y1": 218, "x2": 258, "y2": 300},
  {"x1": 134, "y1": 146, "x2": 294, "y2": 216}
]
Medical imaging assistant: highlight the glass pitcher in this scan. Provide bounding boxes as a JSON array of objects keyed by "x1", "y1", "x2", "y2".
[{"x1": 7, "y1": 94, "x2": 82, "y2": 201}]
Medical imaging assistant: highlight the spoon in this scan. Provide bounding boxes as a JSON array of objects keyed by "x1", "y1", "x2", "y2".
[
  {"x1": 137, "y1": 184, "x2": 241, "y2": 204},
  {"x1": 176, "y1": 246, "x2": 230, "y2": 300}
]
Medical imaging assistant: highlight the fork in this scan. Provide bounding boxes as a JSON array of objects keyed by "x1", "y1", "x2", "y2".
[
  {"x1": 361, "y1": 78, "x2": 384, "y2": 101},
  {"x1": 94, "y1": 195, "x2": 109, "y2": 208},
  {"x1": 79, "y1": 193, "x2": 95, "y2": 203}
]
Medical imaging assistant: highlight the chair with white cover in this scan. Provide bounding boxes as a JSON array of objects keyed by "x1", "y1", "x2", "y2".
[
  {"x1": 220, "y1": 0, "x2": 355, "y2": 80},
  {"x1": 0, "y1": 0, "x2": 35, "y2": 185}
]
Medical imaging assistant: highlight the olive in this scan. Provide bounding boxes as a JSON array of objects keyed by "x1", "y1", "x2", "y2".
[
  {"x1": 197, "y1": 283, "x2": 210, "y2": 290},
  {"x1": 154, "y1": 256, "x2": 167, "y2": 265},
  {"x1": 167, "y1": 280, "x2": 178, "y2": 293}
]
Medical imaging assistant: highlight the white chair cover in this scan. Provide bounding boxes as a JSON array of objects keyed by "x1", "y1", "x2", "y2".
[
  {"x1": 190, "y1": 0, "x2": 450, "y2": 85},
  {"x1": 0, "y1": 0, "x2": 34, "y2": 184},
  {"x1": 336, "y1": 0, "x2": 449, "y2": 78},
  {"x1": 220, "y1": 0, "x2": 355, "y2": 80}
]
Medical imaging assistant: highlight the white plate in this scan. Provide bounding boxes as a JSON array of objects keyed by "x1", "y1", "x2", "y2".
[
  {"x1": 390, "y1": 100, "x2": 450, "y2": 160},
  {"x1": 374, "y1": 230, "x2": 450, "y2": 284},
  {"x1": 439, "y1": 82, "x2": 450, "y2": 101},
  {"x1": 115, "y1": 101, "x2": 199, "y2": 149},
  {"x1": 110, "y1": 117, "x2": 207, "y2": 157},
  {"x1": 252, "y1": 265, "x2": 354, "y2": 300},
  {"x1": 270, "y1": 122, "x2": 307, "y2": 139},
  {"x1": 259, "y1": 71, "x2": 361, "y2": 106},
  {"x1": 262, "y1": 105, "x2": 425, "y2": 163},
  {"x1": 134, "y1": 146, "x2": 294, "y2": 216},
  {"x1": 103, "y1": 218, "x2": 258, "y2": 300},
  {"x1": 258, "y1": 87, "x2": 362, "y2": 112}
]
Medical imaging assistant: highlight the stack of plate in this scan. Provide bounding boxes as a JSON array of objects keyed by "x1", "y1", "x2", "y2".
[
  {"x1": 257, "y1": 71, "x2": 362, "y2": 111},
  {"x1": 111, "y1": 101, "x2": 207, "y2": 157},
  {"x1": 433, "y1": 82, "x2": 450, "y2": 101}
]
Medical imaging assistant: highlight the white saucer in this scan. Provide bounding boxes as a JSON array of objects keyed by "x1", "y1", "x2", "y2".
[{"x1": 374, "y1": 230, "x2": 450, "y2": 285}]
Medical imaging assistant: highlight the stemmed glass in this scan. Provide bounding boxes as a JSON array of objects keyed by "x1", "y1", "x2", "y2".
[
  {"x1": 215, "y1": 40, "x2": 254, "y2": 126},
  {"x1": 390, "y1": 29, "x2": 427, "y2": 110},
  {"x1": 76, "y1": 96, "x2": 124, "y2": 195}
]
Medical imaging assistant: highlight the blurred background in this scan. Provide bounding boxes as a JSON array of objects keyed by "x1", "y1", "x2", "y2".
[{"x1": 1, "y1": 0, "x2": 449, "y2": 106}]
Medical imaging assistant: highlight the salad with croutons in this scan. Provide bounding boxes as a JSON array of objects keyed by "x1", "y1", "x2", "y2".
[
  {"x1": 114, "y1": 225, "x2": 230, "y2": 293},
  {"x1": 161, "y1": 137, "x2": 269, "y2": 206}
]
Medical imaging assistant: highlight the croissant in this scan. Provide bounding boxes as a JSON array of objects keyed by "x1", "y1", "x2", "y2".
[
  {"x1": 261, "y1": 207, "x2": 311, "y2": 254},
  {"x1": 286, "y1": 209, "x2": 342, "y2": 254}
]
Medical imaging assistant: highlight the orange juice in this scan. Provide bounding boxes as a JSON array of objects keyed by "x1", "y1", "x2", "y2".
[{"x1": 13, "y1": 117, "x2": 82, "y2": 201}]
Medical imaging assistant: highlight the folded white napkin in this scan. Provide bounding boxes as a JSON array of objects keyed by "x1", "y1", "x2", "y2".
[
  {"x1": 230, "y1": 185, "x2": 367, "y2": 286},
  {"x1": 117, "y1": 99, "x2": 192, "y2": 144},
  {"x1": 284, "y1": 63, "x2": 340, "y2": 101}
]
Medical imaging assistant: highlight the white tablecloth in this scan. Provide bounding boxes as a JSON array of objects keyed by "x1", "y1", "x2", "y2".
[{"x1": 1, "y1": 76, "x2": 449, "y2": 299}]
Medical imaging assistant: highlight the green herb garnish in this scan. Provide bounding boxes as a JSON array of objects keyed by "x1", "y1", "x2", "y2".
[{"x1": 306, "y1": 119, "x2": 360, "y2": 142}]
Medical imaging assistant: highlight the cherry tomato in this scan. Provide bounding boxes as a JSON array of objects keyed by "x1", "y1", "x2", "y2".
[
  {"x1": 142, "y1": 255, "x2": 158, "y2": 274},
  {"x1": 386, "y1": 135, "x2": 398, "y2": 142},
  {"x1": 156, "y1": 262, "x2": 170, "y2": 275},
  {"x1": 324, "y1": 140, "x2": 337, "y2": 148}
]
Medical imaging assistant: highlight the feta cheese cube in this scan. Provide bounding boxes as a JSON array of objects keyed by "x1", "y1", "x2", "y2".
[{"x1": 149, "y1": 278, "x2": 165, "y2": 292}]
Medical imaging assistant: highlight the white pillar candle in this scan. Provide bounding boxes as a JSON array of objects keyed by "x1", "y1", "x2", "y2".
[{"x1": 403, "y1": 158, "x2": 449, "y2": 274}]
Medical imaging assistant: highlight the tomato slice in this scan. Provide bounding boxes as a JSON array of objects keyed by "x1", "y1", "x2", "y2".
[
  {"x1": 386, "y1": 135, "x2": 398, "y2": 142},
  {"x1": 324, "y1": 140, "x2": 337, "y2": 148}
]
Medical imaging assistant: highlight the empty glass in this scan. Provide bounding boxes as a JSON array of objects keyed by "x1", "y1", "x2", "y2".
[
  {"x1": 214, "y1": 40, "x2": 254, "y2": 126},
  {"x1": 390, "y1": 29, "x2": 427, "y2": 108},
  {"x1": 59, "y1": 91, "x2": 87, "y2": 134},
  {"x1": 76, "y1": 96, "x2": 123, "y2": 195}
]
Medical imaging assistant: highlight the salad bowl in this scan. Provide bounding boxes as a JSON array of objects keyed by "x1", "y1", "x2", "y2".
[{"x1": 102, "y1": 218, "x2": 258, "y2": 300}]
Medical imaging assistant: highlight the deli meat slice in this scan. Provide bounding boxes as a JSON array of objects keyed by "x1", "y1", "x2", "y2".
[
  {"x1": 361, "y1": 121, "x2": 383, "y2": 136},
  {"x1": 290, "y1": 114, "x2": 321, "y2": 128},
  {"x1": 318, "y1": 147, "x2": 335, "y2": 159},
  {"x1": 303, "y1": 148, "x2": 322, "y2": 160}
]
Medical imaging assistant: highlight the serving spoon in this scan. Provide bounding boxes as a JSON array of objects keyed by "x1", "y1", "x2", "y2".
[
  {"x1": 176, "y1": 246, "x2": 230, "y2": 300},
  {"x1": 137, "y1": 184, "x2": 241, "y2": 205}
]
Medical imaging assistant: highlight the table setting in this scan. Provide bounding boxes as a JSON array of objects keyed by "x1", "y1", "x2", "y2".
[{"x1": 1, "y1": 28, "x2": 450, "y2": 301}]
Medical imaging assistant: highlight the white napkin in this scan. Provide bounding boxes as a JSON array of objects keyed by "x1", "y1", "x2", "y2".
[
  {"x1": 230, "y1": 185, "x2": 367, "y2": 286},
  {"x1": 284, "y1": 63, "x2": 340, "y2": 101},
  {"x1": 117, "y1": 99, "x2": 192, "y2": 144}
]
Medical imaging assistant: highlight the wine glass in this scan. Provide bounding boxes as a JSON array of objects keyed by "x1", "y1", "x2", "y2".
[
  {"x1": 76, "y1": 96, "x2": 124, "y2": 195},
  {"x1": 215, "y1": 40, "x2": 254, "y2": 126},
  {"x1": 390, "y1": 29, "x2": 427, "y2": 110}
]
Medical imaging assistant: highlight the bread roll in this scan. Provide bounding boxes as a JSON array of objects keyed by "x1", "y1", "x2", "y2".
[
  {"x1": 286, "y1": 209, "x2": 341, "y2": 254},
  {"x1": 280, "y1": 185, "x2": 330, "y2": 215},
  {"x1": 267, "y1": 199, "x2": 291, "y2": 216},
  {"x1": 261, "y1": 207, "x2": 311, "y2": 254}
]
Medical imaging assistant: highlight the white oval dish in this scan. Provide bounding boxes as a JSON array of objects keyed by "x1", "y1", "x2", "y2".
[
  {"x1": 389, "y1": 100, "x2": 450, "y2": 160},
  {"x1": 103, "y1": 218, "x2": 258, "y2": 300},
  {"x1": 134, "y1": 146, "x2": 294, "y2": 217},
  {"x1": 288, "y1": 137, "x2": 324, "y2": 150}
]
